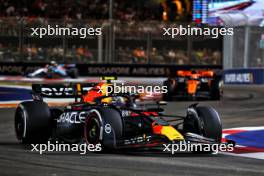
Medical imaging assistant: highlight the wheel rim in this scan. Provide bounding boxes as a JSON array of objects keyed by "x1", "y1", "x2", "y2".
[
  {"x1": 85, "y1": 116, "x2": 100, "y2": 144},
  {"x1": 15, "y1": 109, "x2": 25, "y2": 140}
]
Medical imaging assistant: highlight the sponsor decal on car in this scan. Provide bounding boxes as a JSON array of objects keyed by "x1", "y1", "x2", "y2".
[
  {"x1": 57, "y1": 111, "x2": 87, "y2": 124},
  {"x1": 41, "y1": 87, "x2": 92, "y2": 96},
  {"x1": 124, "y1": 135, "x2": 152, "y2": 145},
  {"x1": 121, "y1": 110, "x2": 131, "y2": 117},
  {"x1": 104, "y1": 124, "x2": 112, "y2": 134}
]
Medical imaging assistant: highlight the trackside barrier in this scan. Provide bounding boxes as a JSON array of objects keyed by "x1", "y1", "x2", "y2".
[
  {"x1": 224, "y1": 68, "x2": 264, "y2": 84},
  {"x1": 0, "y1": 62, "x2": 222, "y2": 77}
]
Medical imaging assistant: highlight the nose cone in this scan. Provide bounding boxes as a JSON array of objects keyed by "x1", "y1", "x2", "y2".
[
  {"x1": 153, "y1": 125, "x2": 184, "y2": 141},
  {"x1": 161, "y1": 126, "x2": 184, "y2": 141}
]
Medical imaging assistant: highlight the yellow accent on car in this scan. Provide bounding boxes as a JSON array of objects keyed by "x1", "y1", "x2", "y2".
[
  {"x1": 101, "y1": 97, "x2": 113, "y2": 104},
  {"x1": 161, "y1": 126, "x2": 184, "y2": 141},
  {"x1": 77, "y1": 84, "x2": 81, "y2": 95},
  {"x1": 101, "y1": 76, "x2": 117, "y2": 81}
]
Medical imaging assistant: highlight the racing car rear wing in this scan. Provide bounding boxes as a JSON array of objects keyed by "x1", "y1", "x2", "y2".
[
  {"x1": 31, "y1": 83, "x2": 96, "y2": 99},
  {"x1": 31, "y1": 77, "x2": 119, "y2": 99}
]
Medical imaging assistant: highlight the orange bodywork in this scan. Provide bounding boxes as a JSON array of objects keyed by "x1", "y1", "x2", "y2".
[
  {"x1": 82, "y1": 89, "x2": 102, "y2": 102},
  {"x1": 177, "y1": 70, "x2": 214, "y2": 77},
  {"x1": 82, "y1": 83, "x2": 108, "y2": 103},
  {"x1": 177, "y1": 70, "x2": 215, "y2": 95},
  {"x1": 187, "y1": 80, "x2": 199, "y2": 95}
]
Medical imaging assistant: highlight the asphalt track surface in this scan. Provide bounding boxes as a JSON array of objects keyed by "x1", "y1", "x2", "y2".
[{"x1": 0, "y1": 85, "x2": 264, "y2": 176}]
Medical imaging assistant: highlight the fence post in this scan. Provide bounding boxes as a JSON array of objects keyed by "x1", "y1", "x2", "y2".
[
  {"x1": 18, "y1": 18, "x2": 24, "y2": 62},
  {"x1": 187, "y1": 35, "x2": 192, "y2": 63},
  {"x1": 223, "y1": 34, "x2": 233, "y2": 69},
  {"x1": 62, "y1": 20, "x2": 66, "y2": 63},
  {"x1": 147, "y1": 31, "x2": 152, "y2": 64},
  {"x1": 243, "y1": 26, "x2": 250, "y2": 68},
  {"x1": 98, "y1": 33, "x2": 103, "y2": 63}
]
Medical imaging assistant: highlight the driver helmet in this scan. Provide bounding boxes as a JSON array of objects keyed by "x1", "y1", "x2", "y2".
[{"x1": 50, "y1": 61, "x2": 58, "y2": 67}]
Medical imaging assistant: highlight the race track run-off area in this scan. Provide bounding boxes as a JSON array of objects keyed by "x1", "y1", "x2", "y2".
[{"x1": 0, "y1": 78, "x2": 264, "y2": 176}]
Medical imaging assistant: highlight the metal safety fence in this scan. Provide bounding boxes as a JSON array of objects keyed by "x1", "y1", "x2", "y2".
[
  {"x1": 0, "y1": 17, "x2": 222, "y2": 65},
  {"x1": 224, "y1": 26, "x2": 264, "y2": 69}
]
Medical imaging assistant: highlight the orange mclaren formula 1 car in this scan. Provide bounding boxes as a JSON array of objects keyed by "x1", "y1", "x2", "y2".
[{"x1": 163, "y1": 70, "x2": 223, "y2": 101}]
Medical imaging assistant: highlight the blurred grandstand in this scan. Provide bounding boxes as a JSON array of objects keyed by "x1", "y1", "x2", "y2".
[
  {"x1": 0, "y1": 0, "x2": 222, "y2": 65},
  {"x1": 0, "y1": 0, "x2": 192, "y2": 21}
]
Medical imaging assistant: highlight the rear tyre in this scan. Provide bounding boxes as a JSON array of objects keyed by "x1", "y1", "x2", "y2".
[
  {"x1": 163, "y1": 79, "x2": 175, "y2": 101},
  {"x1": 14, "y1": 101, "x2": 53, "y2": 144},
  {"x1": 67, "y1": 68, "x2": 79, "y2": 78},
  {"x1": 210, "y1": 78, "x2": 222, "y2": 100}
]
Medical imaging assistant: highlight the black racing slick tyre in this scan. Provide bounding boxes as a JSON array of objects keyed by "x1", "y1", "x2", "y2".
[
  {"x1": 163, "y1": 79, "x2": 175, "y2": 101},
  {"x1": 84, "y1": 108, "x2": 123, "y2": 151},
  {"x1": 67, "y1": 68, "x2": 79, "y2": 78},
  {"x1": 197, "y1": 106, "x2": 222, "y2": 143},
  {"x1": 183, "y1": 106, "x2": 222, "y2": 154},
  {"x1": 196, "y1": 106, "x2": 222, "y2": 154},
  {"x1": 14, "y1": 101, "x2": 53, "y2": 144},
  {"x1": 210, "y1": 78, "x2": 222, "y2": 100}
]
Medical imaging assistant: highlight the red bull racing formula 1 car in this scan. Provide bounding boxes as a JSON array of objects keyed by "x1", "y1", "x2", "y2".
[{"x1": 14, "y1": 78, "x2": 223, "y2": 153}]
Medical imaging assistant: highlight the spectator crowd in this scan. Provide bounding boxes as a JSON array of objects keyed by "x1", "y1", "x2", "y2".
[
  {"x1": 0, "y1": 0, "x2": 222, "y2": 65},
  {"x1": 0, "y1": 42, "x2": 221, "y2": 65},
  {"x1": 0, "y1": 0, "x2": 162, "y2": 21}
]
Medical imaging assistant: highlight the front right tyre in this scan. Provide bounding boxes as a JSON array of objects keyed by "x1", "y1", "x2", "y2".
[
  {"x1": 84, "y1": 108, "x2": 123, "y2": 152},
  {"x1": 183, "y1": 106, "x2": 222, "y2": 154}
]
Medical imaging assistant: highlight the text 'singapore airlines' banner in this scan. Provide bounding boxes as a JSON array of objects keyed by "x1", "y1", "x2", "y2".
[{"x1": 224, "y1": 68, "x2": 264, "y2": 84}]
